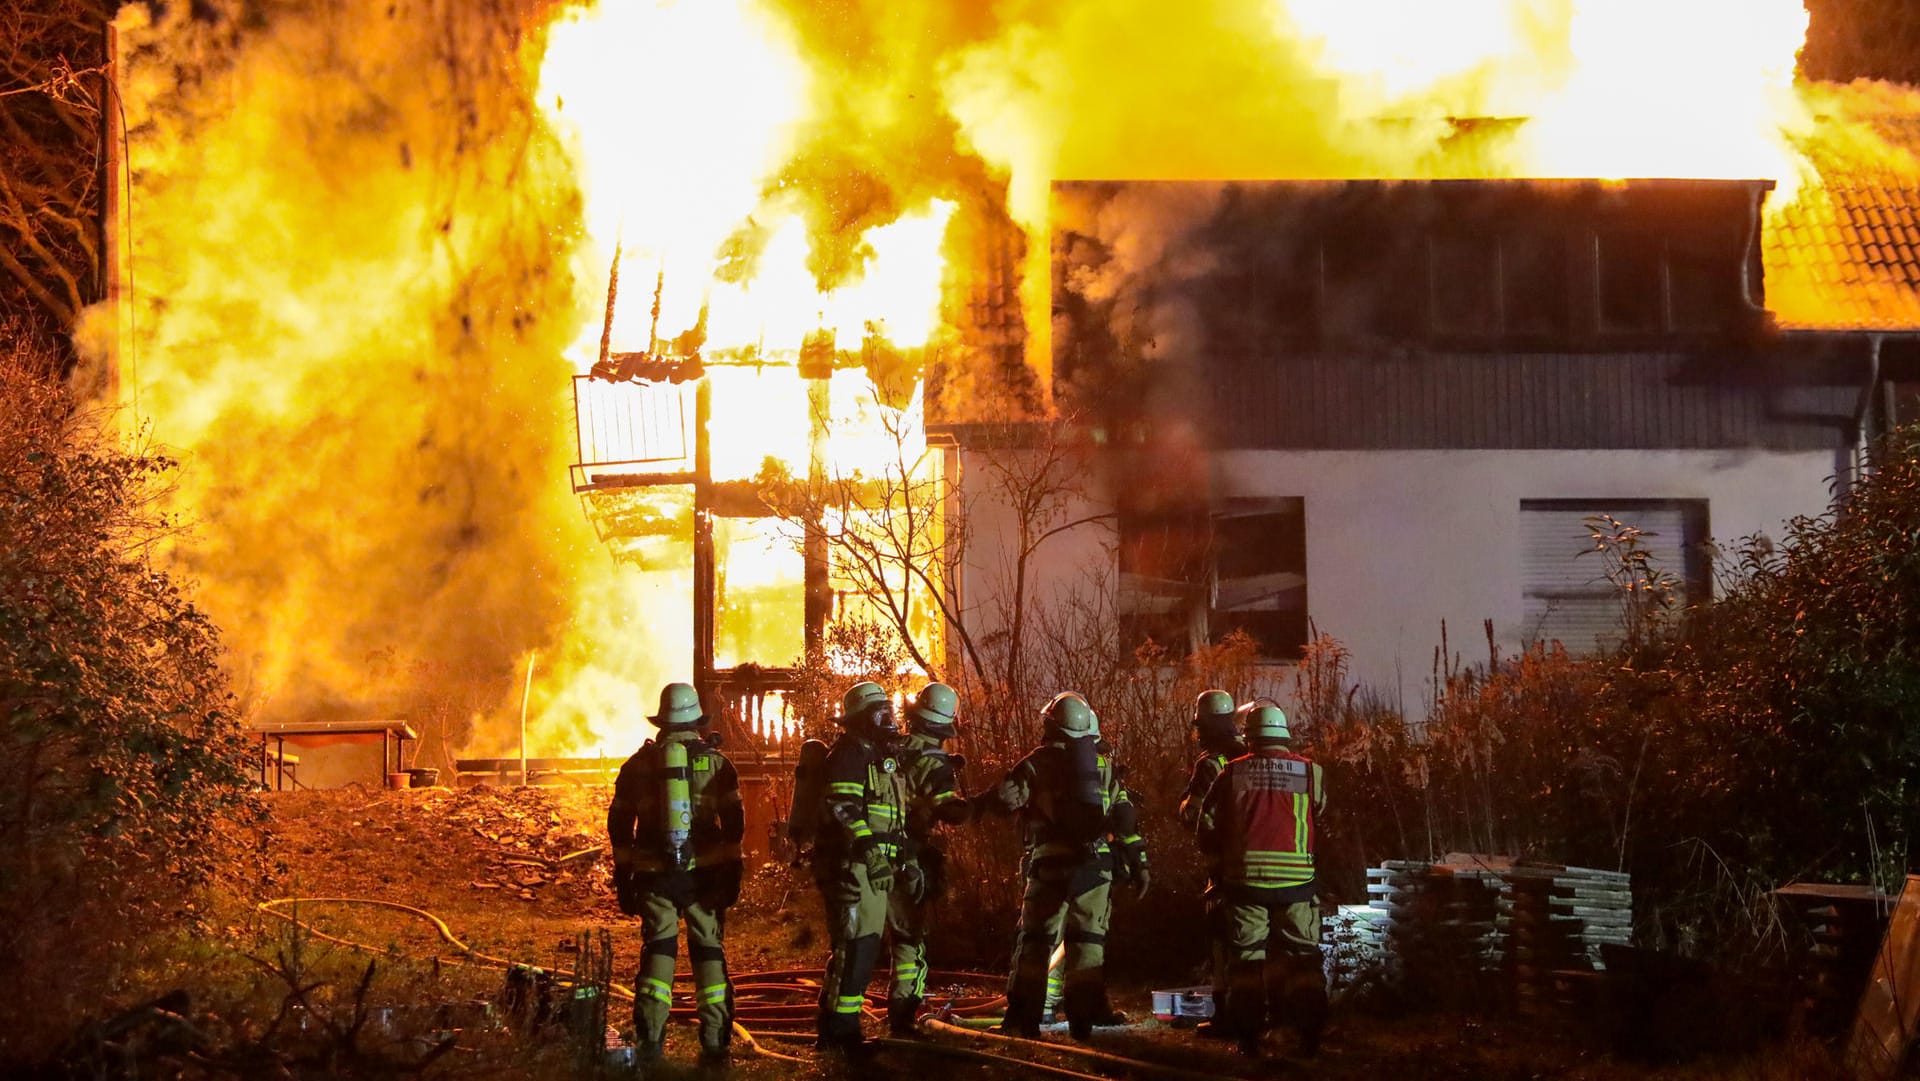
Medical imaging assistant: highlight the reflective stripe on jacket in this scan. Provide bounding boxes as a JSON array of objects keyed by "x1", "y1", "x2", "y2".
[{"x1": 1199, "y1": 749, "x2": 1324, "y2": 888}]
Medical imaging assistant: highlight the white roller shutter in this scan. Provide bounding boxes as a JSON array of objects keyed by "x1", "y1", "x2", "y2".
[{"x1": 1521, "y1": 503, "x2": 1697, "y2": 654}]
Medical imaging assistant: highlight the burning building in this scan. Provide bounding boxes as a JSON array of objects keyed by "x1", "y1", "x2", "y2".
[{"x1": 74, "y1": 0, "x2": 1920, "y2": 777}]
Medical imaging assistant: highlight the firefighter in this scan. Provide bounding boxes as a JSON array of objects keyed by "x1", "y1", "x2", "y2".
[
  {"x1": 1178, "y1": 689, "x2": 1242, "y2": 828},
  {"x1": 1178, "y1": 688, "x2": 1242, "y2": 1039},
  {"x1": 607, "y1": 682, "x2": 745, "y2": 1064},
  {"x1": 1197, "y1": 702, "x2": 1328, "y2": 1058},
  {"x1": 812, "y1": 681, "x2": 911, "y2": 1050},
  {"x1": 977, "y1": 692, "x2": 1148, "y2": 1040},
  {"x1": 887, "y1": 681, "x2": 974, "y2": 1035}
]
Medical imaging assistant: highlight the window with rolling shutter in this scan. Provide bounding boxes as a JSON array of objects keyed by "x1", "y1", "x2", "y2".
[{"x1": 1520, "y1": 500, "x2": 1708, "y2": 654}]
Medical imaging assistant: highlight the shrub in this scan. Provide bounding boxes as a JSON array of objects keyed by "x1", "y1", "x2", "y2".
[{"x1": 0, "y1": 329, "x2": 257, "y2": 1055}]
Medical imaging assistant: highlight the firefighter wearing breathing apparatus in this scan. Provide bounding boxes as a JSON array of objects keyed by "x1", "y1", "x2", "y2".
[
  {"x1": 1197, "y1": 702, "x2": 1329, "y2": 1058},
  {"x1": 977, "y1": 692, "x2": 1147, "y2": 1039},
  {"x1": 1178, "y1": 688, "x2": 1243, "y2": 1039},
  {"x1": 607, "y1": 682, "x2": 745, "y2": 1064},
  {"x1": 887, "y1": 681, "x2": 974, "y2": 1035},
  {"x1": 811, "y1": 681, "x2": 912, "y2": 1050}
]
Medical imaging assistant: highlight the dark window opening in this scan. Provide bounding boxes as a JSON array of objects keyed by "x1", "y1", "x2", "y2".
[
  {"x1": 1429, "y1": 235, "x2": 1501, "y2": 338},
  {"x1": 1502, "y1": 234, "x2": 1571, "y2": 338},
  {"x1": 1596, "y1": 230, "x2": 1666, "y2": 334},
  {"x1": 1667, "y1": 233, "x2": 1739, "y2": 333},
  {"x1": 1117, "y1": 500, "x2": 1308, "y2": 661}
]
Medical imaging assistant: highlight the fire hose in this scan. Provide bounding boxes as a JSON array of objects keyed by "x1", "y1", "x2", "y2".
[{"x1": 255, "y1": 897, "x2": 1231, "y2": 1078}]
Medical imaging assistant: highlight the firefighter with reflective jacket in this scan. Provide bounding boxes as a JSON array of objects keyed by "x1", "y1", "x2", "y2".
[
  {"x1": 977, "y1": 692, "x2": 1148, "y2": 1039},
  {"x1": 1197, "y1": 702, "x2": 1328, "y2": 1057},
  {"x1": 607, "y1": 683, "x2": 745, "y2": 1064},
  {"x1": 811, "y1": 681, "x2": 912, "y2": 1049},
  {"x1": 1178, "y1": 688, "x2": 1243, "y2": 1039},
  {"x1": 887, "y1": 681, "x2": 973, "y2": 1035}
]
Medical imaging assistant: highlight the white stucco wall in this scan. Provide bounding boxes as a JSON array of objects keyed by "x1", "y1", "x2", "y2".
[{"x1": 952, "y1": 444, "x2": 1841, "y2": 714}]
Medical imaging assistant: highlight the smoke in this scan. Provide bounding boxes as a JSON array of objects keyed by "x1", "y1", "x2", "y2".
[
  {"x1": 78, "y1": 0, "x2": 680, "y2": 754},
  {"x1": 70, "y1": 0, "x2": 1914, "y2": 759}
]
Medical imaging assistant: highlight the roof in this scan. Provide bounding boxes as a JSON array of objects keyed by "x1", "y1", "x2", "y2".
[{"x1": 1764, "y1": 107, "x2": 1920, "y2": 331}]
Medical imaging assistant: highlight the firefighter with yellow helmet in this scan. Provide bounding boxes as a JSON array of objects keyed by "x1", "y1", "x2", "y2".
[
  {"x1": 606, "y1": 682, "x2": 745, "y2": 1064},
  {"x1": 886, "y1": 681, "x2": 974, "y2": 1034},
  {"x1": 1179, "y1": 688, "x2": 1243, "y2": 1039},
  {"x1": 977, "y1": 692, "x2": 1147, "y2": 1039},
  {"x1": 1197, "y1": 701, "x2": 1328, "y2": 1057},
  {"x1": 811, "y1": 681, "x2": 911, "y2": 1050}
]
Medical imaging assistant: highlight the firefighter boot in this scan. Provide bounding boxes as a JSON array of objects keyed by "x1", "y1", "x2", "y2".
[
  {"x1": 999, "y1": 989, "x2": 1044, "y2": 1039},
  {"x1": 888, "y1": 996, "x2": 922, "y2": 1037}
]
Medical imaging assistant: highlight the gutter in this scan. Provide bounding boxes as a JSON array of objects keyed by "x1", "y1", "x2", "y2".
[{"x1": 1847, "y1": 332, "x2": 1884, "y2": 495}]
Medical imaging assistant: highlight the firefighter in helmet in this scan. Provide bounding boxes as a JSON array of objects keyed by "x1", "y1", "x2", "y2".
[
  {"x1": 977, "y1": 692, "x2": 1148, "y2": 1039},
  {"x1": 1197, "y1": 702, "x2": 1328, "y2": 1057},
  {"x1": 812, "y1": 681, "x2": 911, "y2": 1050},
  {"x1": 886, "y1": 681, "x2": 974, "y2": 1035},
  {"x1": 607, "y1": 682, "x2": 745, "y2": 1064},
  {"x1": 1178, "y1": 688, "x2": 1242, "y2": 1039},
  {"x1": 1178, "y1": 689, "x2": 1242, "y2": 828}
]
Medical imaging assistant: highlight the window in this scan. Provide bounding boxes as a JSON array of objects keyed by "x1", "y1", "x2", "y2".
[
  {"x1": 1501, "y1": 233, "x2": 1571, "y2": 338},
  {"x1": 1596, "y1": 231, "x2": 1666, "y2": 334},
  {"x1": 1520, "y1": 500, "x2": 1709, "y2": 654},
  {"x1": 1118, "y1": 500, "x2": 1308, "y2": 660},
  {"x1": 1596, "y1": 228, "x2": 1745, "y2": 337},
  {"x1": 1429, "y1": 235, "x2": 1501, "y2": 338}
]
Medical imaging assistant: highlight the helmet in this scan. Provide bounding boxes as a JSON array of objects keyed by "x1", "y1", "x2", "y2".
[
  {"x1": 1192, "y1": 689, "x2": 1235, "y2": 725},
  {"x1": 1041, "y1": 692, "x2": 1099, "y2": 740},
  {"x1": 1239, "y1": 702, "x2": 1291, "y2": 746},
  {"x1": 651, "y1": 682, "x2": 703, "y2": 728},
  {"x1": 840, "y1": 681, "x2": 898, "y2": 738},
  {"x1": 907, "y1": 682, "x2": 959, "y2": 738}
]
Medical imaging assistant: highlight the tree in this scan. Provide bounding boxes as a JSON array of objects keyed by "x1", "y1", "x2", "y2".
[{"x1": 0, "y1": 1, "x2": 110, "y2": 350}]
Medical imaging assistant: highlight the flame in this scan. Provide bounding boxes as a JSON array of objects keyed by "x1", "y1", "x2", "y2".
[{"x1": 80, "y1": 0, "x2": 1920, "y2": 769}]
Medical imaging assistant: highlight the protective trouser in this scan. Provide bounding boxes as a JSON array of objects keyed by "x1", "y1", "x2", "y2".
[
  {"x1": 817, "y1": 861, "x2": 889, "y2": 1042},
  {"x1": 886, "y1": 865, "x2": 933, "y2": 1033},
  {"x1": 1213, "y1": 884, "x2": 1327, "y2": 1049},
  {"x1": 634, "y1": 891, "x2": 732, "y2": 1056},
  {"x1": 1006, "y1": 859, "x2": 1111, "y2": 1034}
]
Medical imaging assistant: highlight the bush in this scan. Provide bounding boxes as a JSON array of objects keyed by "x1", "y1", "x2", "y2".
[{"x1": 0, "y1": 330, "x2": 257, "y2": 1056}]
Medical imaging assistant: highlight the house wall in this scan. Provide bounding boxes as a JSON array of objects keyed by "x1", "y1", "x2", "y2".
[{"x1": 953, "y1": 443, "x2": 1839, "y2": 715}]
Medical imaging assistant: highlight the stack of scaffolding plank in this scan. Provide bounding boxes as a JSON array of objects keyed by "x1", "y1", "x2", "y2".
[
  {"x1": 1365, "y1": 860, "x2": 1505, "y2": 1005},
  {"x1": 1773, "y1": 882, "x2": 1893, "y2": 1036},
  {"x1": 1364, "y1": 858, "x2": 1633, "y2": 1012},
  {"x1": 1499, "y1": 864, "x2": 1633, "y2": 1013}
]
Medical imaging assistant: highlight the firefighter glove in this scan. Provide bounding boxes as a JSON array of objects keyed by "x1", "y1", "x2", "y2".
[
  {"x1": 612, "y1": 867, "x2": 641, "y2": 915},
  {"x1": 863, "y1": 848, "x2": 896, "y2": 893},
  {"x1": 1123, "y1": 848, "x2": 1151, "y2": 899},
  {"x1": 934, "y1": 793, "x2": 973, "y2": 826},
  {"x1": 898, "y1": 861, "x2": 928, "y2": 904}
]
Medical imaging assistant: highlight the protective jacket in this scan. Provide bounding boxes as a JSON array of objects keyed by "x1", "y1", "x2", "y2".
[
  {"x1": 900, "y1": 732, "x2": 970, "y2": 840},
  {"x1": 1178, "y1": 749, "x2": 1233, "y2": 829},
  {"x1": 991, "y1": 739, "x2": 1141, "y2": 877},
  {"x1": 815, "y1": 730, "x2": 910, "y2": 866},
  {"x1": 608, "y1": 730, "x2": 744, "y2": 875},
  {"x1": 1197, "y1": 747, "x2": 1325, "y2": 889}
]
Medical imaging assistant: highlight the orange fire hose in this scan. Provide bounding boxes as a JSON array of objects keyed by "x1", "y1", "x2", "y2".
[{"x1": 255, "y1": 897, "x2": 1007, "y2": 1061}]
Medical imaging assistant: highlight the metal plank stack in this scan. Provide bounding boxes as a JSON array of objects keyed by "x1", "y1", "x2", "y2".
[
  {"x1": 1498, "y1": 864, "x2": 1633, "y2": 1013},
  {"x1": 1363, "y1": 857, "x2": 1633, "y2": 1013},
  {"x1": 1364, "y1": 860, "x2": 1504, "y2": 1006}
]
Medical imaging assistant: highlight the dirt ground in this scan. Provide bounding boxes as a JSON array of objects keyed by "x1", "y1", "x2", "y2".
[{"x1": 206, "y1": 785, "x2": 1847, "y2": 1080}]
